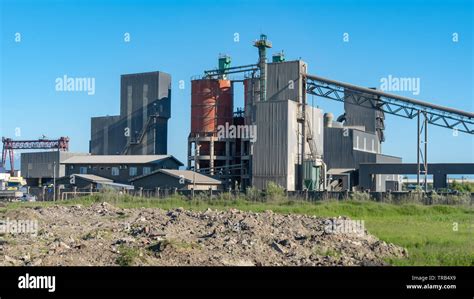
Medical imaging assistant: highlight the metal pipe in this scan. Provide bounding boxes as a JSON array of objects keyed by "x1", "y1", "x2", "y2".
[
  {"x1": 300, "y1": 80, "x2": 307, "y2": 191},
  {"x1": 258, "y1": 49, "x2": 267, "y2": 102}
]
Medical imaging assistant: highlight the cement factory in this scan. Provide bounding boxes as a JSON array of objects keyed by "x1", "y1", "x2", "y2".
[{"x1": 1, "y1": 34, "x2": 474, "y2": 200}]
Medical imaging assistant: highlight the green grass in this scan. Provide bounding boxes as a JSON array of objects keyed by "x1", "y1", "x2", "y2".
[
  {"x1": 2, "y1": 194, "x2": 473, "y2": 266},
  {"x1": 116, "y1": 245, "x2": 141, "y2": 266}
]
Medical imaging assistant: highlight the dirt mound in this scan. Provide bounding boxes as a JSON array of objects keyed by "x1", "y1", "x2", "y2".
[{"x1": 0, "y1": 203, "x2": 407, "y2": 266}]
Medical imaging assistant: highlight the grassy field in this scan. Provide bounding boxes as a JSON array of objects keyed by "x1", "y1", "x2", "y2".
[{"x1": 1, "y1": 194, "x2": 473, "y2": 266}]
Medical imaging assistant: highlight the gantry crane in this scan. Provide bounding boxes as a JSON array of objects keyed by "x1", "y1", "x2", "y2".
[{"x1": 1, "y1": 136, "x2": 70, "y2": 175}]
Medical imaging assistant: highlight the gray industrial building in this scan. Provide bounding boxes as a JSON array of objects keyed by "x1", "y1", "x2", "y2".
[
  {"x1": 21, "y1": 151, "x2": 89, "y2": 186},
  {"x1": 90, "y1": 71, "x2": 171, "y2": 155},
  {"x1": 245, "y1": 60, "x2": 325, "y2": 191},
  {"x1": 61, "y1": 155, "x2": 183, "y2": 185},
  {"x1": 323, "y1": 106, "x2": 402, "y2": 192}
]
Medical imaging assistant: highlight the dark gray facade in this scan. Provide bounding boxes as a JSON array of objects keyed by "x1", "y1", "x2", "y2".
[
  {"x1": 344, "y1": 90, "x2": 385, "y2": 142},
  {"x1": 324, "y1": 127, "x2": 383, "y2": 170},
  {"x1": 62, "y1": 156, "x2": 183, "y2": 185},
  {"x1": 90, "y1": 71, "x2": 171, "y2": 155},
  {"x1": 323, "y1": 126, "x2": 402, "y2": 191},
  {"x1": 90, "y1": 115, "x2": 126, "y2": 155},
  {"x1": 20, "y1": 151, "x2": 89, "y2": 186}
]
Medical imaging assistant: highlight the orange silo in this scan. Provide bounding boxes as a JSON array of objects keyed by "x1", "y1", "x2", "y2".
[{"x1": 191, "y1": 79, "x2": 233, "y2": 136}]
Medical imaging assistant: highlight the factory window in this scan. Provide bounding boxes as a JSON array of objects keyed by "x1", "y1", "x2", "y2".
[
  {"x1": 111, "y1": 167, "x2": 119, "y2": 176},
  {"x1": 129, "y1": 167, "x2": 137, "y2": 176},
  {"x1": 143, "y1": 167, "x2": 151, "y2": 176},
  {"x1": 363, "y1": 138, "x2": 366, "y2": 151},
  {"x1": 355, "y1": 136, "x2": 359, "y2": 149},
  {"x1": 79, "y1": 167, "x2": 87, "y2": 174},
  {"x1": 372, "y1": 139, "x2": 375, "y2": 152}
]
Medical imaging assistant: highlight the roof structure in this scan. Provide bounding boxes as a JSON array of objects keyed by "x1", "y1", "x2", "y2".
[
  {"x1": 130, "y1": 169, "x2": 221, "y2": 185},
  {"x1": 70, "y1": 174, "x2": 113, "y2": 182},
  {"x1": 62, "y1": 155, "x2": 183, "y2": 165}
]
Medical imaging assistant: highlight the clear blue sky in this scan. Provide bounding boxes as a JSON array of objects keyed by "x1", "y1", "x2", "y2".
[{"x1": 1, "y1": 0, "x2": 473, "y2": 169}]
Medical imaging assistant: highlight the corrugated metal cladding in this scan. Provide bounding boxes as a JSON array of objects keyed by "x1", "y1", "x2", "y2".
[
  {"x1": 91, "y1": 71, "x2": 171, "y2": 155},
  {"x1": 90, "y1": 115, "x2": 126, "y2": 155},
  {"x1": 344, "y1": 89, "x2": 384, "y2": 137},
  {"x1": 305, "y1": 107, "x2": 324, "y2": 157},
  {"x1": 324, "y1": 127, "x2": 383, "y2": 170},
  {"x1": 266, "y1": 60, "x2": 307, "y2": 103},
  {"x1": 21, "y1": 151, "x2": 89, "y2": 179},
  {"x1": 120, "y1": 71, "x2": 171, "y2": 120},
  {"x1": 243, "y1": 78, "x2": 259, "y2": 126},
  {"x1": 252, "y1": 100, "x2": 324, "y2": 191},
  {"x1": 249, "y1": 60, "x2": 324, "y2": 191},
  {"x1": 252, "y1": 101, "x2": 290, "y2": 190},
  {"x1": 323, "y1": 126, "x2": 402, "y2": 192}
]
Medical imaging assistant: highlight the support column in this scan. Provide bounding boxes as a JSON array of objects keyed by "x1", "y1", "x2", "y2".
[
  {"x1": 417, "y1": 111, "x2": 428, "y2": 192},
  {"x1": 195, "y1": 140, "x2": 200, "y2": 171},
  {"x1": 187, "y1": 139, "x2": 192, "y2": 169},
  {"x1": 209, "y1": 139, "x2": 214, "y2": 175}
]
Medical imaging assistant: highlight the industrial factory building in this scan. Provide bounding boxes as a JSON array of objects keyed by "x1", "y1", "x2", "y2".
[
  {"x1": 322, "y1": 90, "x2": 403, "y2": 191},
  {"x1": 188, "y1": 52, "x2": 325, "y2": 191},
  {"x1": 9, "y1": 34, "x2": 473, "y2": 197},
  {"x1": 90, "y1": 71, "x2": 171, "y2": 155},
  {"x1": 21, "y1": 151, "x2": 89, "y2": 186},
  {"x1": 186, "y1": 34, "x2": 414, "y2": 192},
  {"x1": 61, "y1": 155, "x2": 183, "y2": 185},
  {"x1": 56, "y1": 174, "x2": 135, "y2": 191}
]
